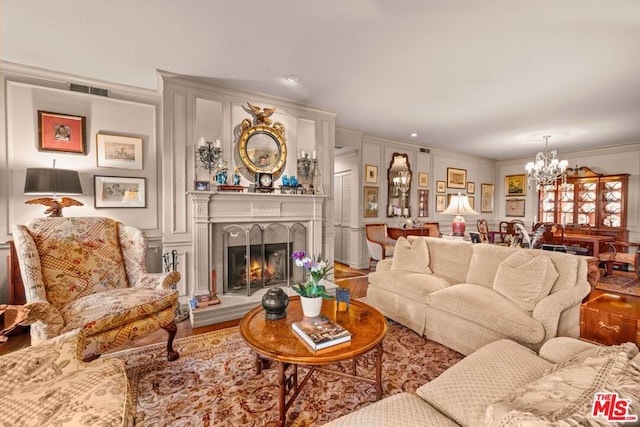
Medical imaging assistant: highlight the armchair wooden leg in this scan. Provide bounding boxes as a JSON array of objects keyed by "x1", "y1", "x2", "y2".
[{"x1": 162, "y1": 320, "x2": 180, "y2": 361}]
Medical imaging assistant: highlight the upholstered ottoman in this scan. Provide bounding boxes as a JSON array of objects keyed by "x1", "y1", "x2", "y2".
[{"x1": 0, "y1": 328, "x2": 133, "y2": 426}]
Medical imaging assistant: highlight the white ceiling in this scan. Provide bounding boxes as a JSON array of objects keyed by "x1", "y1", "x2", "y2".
[{"x1": 3, "y1": 0, "x2": 640, "y2": 160}]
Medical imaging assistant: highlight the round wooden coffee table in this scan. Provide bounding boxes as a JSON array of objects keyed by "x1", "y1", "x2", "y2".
[{"x1": 240, "y1": 296, "x2": 387, "y2": 427}]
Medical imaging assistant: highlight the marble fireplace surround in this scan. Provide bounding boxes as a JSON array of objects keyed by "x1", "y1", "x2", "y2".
[{"x1": 190, "y1": 191, "x2": 326, "y2": 296}]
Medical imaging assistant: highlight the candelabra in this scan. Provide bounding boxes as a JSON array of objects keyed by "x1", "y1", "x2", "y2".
[
  {"x1": 197, "y1": 139, "x2": 223, "y2": 177},
  {"x1": 297, "y1": 152, "x2": 318, "y2": 194}
]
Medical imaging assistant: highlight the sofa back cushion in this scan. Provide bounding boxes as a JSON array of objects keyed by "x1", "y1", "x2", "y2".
[
  {"x1": 466, "y1": 244, "x2": 520, "y2": 288},
  {"x1": 391, "y1": 237, "x2": 432, "y2": 274},
  {"x1": 493, "y1": 251, "x2": 559, "y2": 311},
  {"x1": 409, "y1": 237, "x2": 472, "y2": 284},
  {"x1": 26, "y1": 217, "x2": 129, "y2": 309}
]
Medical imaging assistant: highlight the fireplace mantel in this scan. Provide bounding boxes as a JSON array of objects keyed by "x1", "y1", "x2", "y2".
[{"x1": 189, "y1": 191, "x2": 327, "y2": 297}]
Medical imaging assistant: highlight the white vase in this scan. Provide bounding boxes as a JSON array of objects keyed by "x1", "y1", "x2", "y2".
[{"x1": 300, "y1": 296, "x2": 323, "y2": 318}]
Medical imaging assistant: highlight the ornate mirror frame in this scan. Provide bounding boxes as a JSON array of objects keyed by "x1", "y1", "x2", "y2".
[
  {"x1": 387, "y1": 152, "x2": 412, "y2": 217},
  {"x1": 237, "y1": 103, "x2": 287, "y2": 178}
]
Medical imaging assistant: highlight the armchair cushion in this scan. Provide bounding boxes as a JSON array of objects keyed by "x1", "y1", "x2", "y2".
[{"x1": 27, "y1": 217, "x2": 129, "y2": 309}]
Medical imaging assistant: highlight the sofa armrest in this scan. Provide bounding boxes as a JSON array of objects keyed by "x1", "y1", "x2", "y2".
[
  {"x1": 132, "y1": 271, "x2": 181, "y2": 290},
  {"x1": 376, "y1": 258, "x2": 393, "y2": 272},
  {"x1": 538, "y1": 337, "x2": 599, "y2": 363},
  {"x1": 531, "y1": 279, "x2": 591, "y2": 340}
]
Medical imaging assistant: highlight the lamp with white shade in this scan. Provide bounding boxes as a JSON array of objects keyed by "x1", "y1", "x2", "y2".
[{"x1": 442, "y1": 192, "x2": 478, "y2": 236}]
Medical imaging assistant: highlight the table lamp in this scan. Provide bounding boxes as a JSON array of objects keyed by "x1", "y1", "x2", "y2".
[
  {"x1": 442, "y1": 192, "x2": 478, "y2": 236},
  {"x1": 24, "y1": 160, "x2": 83, "y2": 217}
]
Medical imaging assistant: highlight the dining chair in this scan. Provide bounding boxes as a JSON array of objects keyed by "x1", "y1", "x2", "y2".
[{"x1": 365, "y1": 223, "x2": 396, "y2": 271}]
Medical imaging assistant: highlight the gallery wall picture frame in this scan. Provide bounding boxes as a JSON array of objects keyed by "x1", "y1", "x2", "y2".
[
  {"x1": 94, "y1": 175, "x2": 146, "y2": 208},
  {"x1": 96, "y1": 133, "x2": 144, "y2": 170},
  {"x1": 435, "y1": 194, "x2": 446, "y2": 212},
  {"x1": 467, "y1": 181, "x2": 475, "y2": 194},
  {"x1": 436, "y1": 180, "x2": 446, "y2": 193},
  {"x1": 418, "y1": 172, "x2": 429, "y2": 188},
  {"x1": 505, "y1": 174, "x2": 526, "y2": 197},
  {"x1": 417, "y1": 189, "x2": 429, "y2": 217},
  {"x1": 447, "y1": 167, "x2": 467, "y2": 189},
  {"x1": 505, "y1": 198, "x2": 525, "y2": 217},
  {"x1": 38, "y1": 110, "x2": 86, "y2": 154},
  {"x1": 480, "y1": 183, "x2": 495, "y2": 213},
  {"x1": 364, "y1": 186, "x2": 379, "y2": 218},
  {"x1": 468, "y1": 195, "x2": 475, "y2": 210},
  {"x1": 365, "y1": 164, "x2": 378, "y2": 184}
]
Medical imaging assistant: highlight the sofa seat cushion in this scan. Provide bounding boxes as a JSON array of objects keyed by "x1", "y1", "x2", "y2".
[
  {"x1": 417, "y1": 339, "x2": 553, "y2": 427},
  {"x1": 493, "y1": 251, "x2": 558, "y2": 311},
  {"x1": 426, "y1": 284, "x2": 545, "y2": 344},
  {"x1": 486, "y1": 346, "x2": 640, "y2": 426},
  {"x1": 369, "y1": 270, "x2": 451, "y2": 302},
  {"x1": 27, "y1": 217, "x2": 129, "y2": 309},
  {"x1": 322, "y1": 392, "x2": 459, "y2": 427},
  {"x1": 60, "y1": 287, "x2": 177, "y2": 335},
  {"x1": 391, "y1": 237, "x2": 432, "y2": 274}
]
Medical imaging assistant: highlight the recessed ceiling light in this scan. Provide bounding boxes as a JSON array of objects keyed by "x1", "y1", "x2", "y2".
[
  {"x1": 286, "y1": 75, "x2": 300, "y2": 84},
  {"x1": 410, "y1": 132, "x2": 418, "y2": 138}
]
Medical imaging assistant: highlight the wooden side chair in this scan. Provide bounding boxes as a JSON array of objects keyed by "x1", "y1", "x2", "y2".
[{"x1": 476, "y1": 219, "x2": 490, "y2": 243}]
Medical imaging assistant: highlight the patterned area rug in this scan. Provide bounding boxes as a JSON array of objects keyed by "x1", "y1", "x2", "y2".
[
  {"x1": 596, "y1": 273, "x2": 640, "y2": 297},
  {"x1": 107, "y1": 321, "x2": 463, "y2": 426}
]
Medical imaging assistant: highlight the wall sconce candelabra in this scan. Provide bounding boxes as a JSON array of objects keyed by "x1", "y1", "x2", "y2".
[
  {"x1": 197, "y1": 138, "x2": 223, "y2": 178},
  {"x1": 297, "y1": 150, "x2": 321, "y2": 194}
]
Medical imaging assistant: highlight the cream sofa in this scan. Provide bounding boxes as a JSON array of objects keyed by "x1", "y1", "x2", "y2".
[
  {"x1": 324, "y1": 337, "x2": 640, "y2": 426},
  {"x1": 367, "y1": 236, "x2": 591, "y2": 355},
  {"x1": 0, "y1": 328, "x2": 133, "y2": 426}
]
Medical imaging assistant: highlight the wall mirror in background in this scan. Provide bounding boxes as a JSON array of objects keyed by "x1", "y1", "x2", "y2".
[{"x1": 387, "y1": 152, "x2": 412, "y2": 217}]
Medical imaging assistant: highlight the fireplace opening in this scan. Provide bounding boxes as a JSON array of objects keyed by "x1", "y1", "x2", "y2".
[{"x1": 227, "y1": 242, "x2": 292, "y2": 293}]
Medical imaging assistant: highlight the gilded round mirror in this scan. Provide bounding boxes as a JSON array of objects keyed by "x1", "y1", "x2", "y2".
[{"x1": 238, "y1": 124, "x2": 287, "y2": 177}]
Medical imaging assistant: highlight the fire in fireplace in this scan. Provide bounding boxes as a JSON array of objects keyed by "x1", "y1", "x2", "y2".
[{"x1": 227, "y1": 242, "x2": 291, "y2": 293}]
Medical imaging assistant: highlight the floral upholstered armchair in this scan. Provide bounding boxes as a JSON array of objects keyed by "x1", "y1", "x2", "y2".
[{"x1": 12, "y1": 217, "x2": 180, "y2": 361}]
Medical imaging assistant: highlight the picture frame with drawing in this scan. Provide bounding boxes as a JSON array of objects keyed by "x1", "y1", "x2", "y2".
[
  {"x1": 364, "y1": 186, "x2": 379, "y2": 217},
  {"x1": 96, "y1": 133, "x2": 143, "y2": 170},
  {"x1": 447, "y1": 167, "x2": 466, "y2": 189},
  {"x1": 94, "y1": 175, "x2": 146, "y2": 208},
  {"x1": 38, "y1": 110, "x2": 86, "y2": 154},
  {"x1": 365, "y1": 164, "x2": 378, "y2": 184},
  {"x1": 418, "y1": 172, "x2": 429, "y2": 188}
]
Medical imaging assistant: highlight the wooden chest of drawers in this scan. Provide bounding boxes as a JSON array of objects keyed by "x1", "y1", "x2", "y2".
[{"x1": 580, "y1": 293, "x2": 640, "y2": 346}]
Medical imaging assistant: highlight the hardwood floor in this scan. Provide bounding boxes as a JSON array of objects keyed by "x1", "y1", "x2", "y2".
[{"x1": 0, "y1": 262, "x2": 369, "y2": 356}]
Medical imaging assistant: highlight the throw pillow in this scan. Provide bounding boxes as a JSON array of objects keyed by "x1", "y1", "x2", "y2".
[
  {"x1": 485, "y1": 350, "x2": 640, "y2": 426},
  {"x1": 391, "y1": 237, "x2": 432, "y2": 274},
  {"x1": 493, "y1": 251, "x2": 558, "y2": 311}
]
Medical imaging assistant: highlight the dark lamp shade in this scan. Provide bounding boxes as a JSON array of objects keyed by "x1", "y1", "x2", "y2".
[{"x1": 24, "y1": 168, "x2": 83, "y2": 195}]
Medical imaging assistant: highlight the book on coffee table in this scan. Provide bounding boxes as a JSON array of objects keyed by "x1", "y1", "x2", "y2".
[{"x1": 292, "y1": 315, "x2": 351, "y2": 351}]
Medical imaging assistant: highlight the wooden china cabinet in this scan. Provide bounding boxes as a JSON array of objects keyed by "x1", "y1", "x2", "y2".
[{"x1": 537, "y1": 166, "x2": 629, "y2": 242}]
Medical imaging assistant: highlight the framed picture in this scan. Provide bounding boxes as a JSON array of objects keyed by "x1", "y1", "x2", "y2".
[
  {"x1": 96, "y1": 133, "x2": 143, "y2": 169},
  {"x1": 94, "y1": 175, "x2": 146, "y2": 208},
  {"x1": 364, "y1": 186, "x2": 379, "y2": 218},
  {"x1": 506, "y1": 198, "x2": 525, "y2": 217},
  {"x1": 447, "y1": 167, "x2": 467, "y2": 189},
  {"x1": 468, "y1": 195, "x2": 475, "y2": 210},
  {"x1": 435, "y1": 194, "x2": 447, "y2": 212},
  {"x1": 467, "y1": 181, "x2": 475, "y2": 194},
  {"x1": 365, "y1": 164, "x2": 378, "y2": 184},
  {"x1": 481, "y1": 183, "x2": 494, "y2": 213},
  {"x1": 436, "y1": 180, "x2": 446, "y2": 193},
  {"x1": 418, "y1": 172, "x2": 429, "y2": 188},
  {"x1": 194, "y1": 180, "x2": 210, "y2": 191},
  {"x1": 417, "y1": 189, "x2": 429, "y2": 217},
  {"x1": 505, "y1": 174, "x2": 526, "y2": 197},
  {"x1": 38, "y1": 110, "x2": 86, "y2": 154}
]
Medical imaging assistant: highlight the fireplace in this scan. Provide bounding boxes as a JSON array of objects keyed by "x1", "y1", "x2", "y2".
[{"x1": 221, "y1": 222, "x2": 307, "y2": 295}]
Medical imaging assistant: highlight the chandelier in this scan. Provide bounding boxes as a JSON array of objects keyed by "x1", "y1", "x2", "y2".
[{"x1": 525, "y1": 135, "x2": 569, "y2": 190}]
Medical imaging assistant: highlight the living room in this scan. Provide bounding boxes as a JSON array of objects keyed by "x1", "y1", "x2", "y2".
[{"x1": 1, "y1": 2, "x2": 640, "y2": 426}]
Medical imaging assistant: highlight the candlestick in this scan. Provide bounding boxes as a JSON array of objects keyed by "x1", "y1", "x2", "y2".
[{"x1": 312, "y1": 150, "x2": 316, "y2": 159}]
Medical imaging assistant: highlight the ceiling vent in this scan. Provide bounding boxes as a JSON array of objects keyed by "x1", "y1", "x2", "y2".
[
  {"x1": 420, "y1": 148, "x2": 430, "y2": 153},
  {"x1": 69, "y1": 83, "x2": 109, "y2": 97}
]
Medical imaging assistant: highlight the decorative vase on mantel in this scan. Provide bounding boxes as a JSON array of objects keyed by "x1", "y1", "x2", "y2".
[{"x1": 300, "y1": 295, "x2": 323, "y2": 318}]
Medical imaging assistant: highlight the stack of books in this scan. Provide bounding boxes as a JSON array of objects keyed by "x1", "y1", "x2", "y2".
[
  {"x1": 189, "y1": 294, "x2": 221, "y2": 310},
  {"x1": 292, "y1": 315, "x2": 351, "y2": 352}
]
